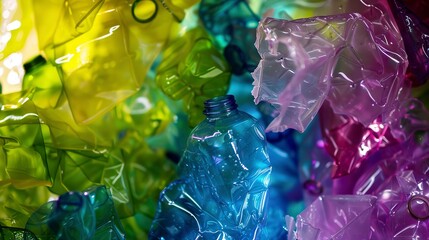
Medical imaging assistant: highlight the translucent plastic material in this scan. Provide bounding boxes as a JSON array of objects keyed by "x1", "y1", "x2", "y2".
[
  {"x1": 26, "y1": 186, "x2": 125, "y2": 240},
  {"x1": 0, "y1": 225, "x2": 37, "y2": 240},
  {"x1": 32, "y1": 0, "x2": 175, "y2": 124},
  {"x1": 388, "y1": 0, "x2": 429, "y2": 86},
  {"x1": 286, "y1": 195, "x2": 377, "y2": 240},
  {"x1": 0, "y1": 91, "x2": 49, "y2": 189},
  {"x1": 0, "y1": 186, "x2": 51, "y2": 228},
  {"x1": 296, "y1": 118, "x2": 333, "y2": 204},
  {"x1": 289, "y1": 107, "x2": 429, "y2": 239},
  {"x1": 259, "y1": 0, "x2": 325, "y2": 19},
  {"x1": 319, "y1": 103, "x2": 399, "y2": 178},
  {"x1": 150, "y1": 95, "x2": 272, "y2": 239},
  {"x1": 199, "y1": 0, "x2": 260, "y2": 74},
  {"x1": 252, "y1": 8, "x2": 407, "y2": 132},
  {"x1": 156, "y1": 28, "x2": 231, "y2": 126}
]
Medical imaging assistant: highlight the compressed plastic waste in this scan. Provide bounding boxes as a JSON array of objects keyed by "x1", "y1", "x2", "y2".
[{"x1": 2, "y1": 0, "x2": 429, "y2": 239}]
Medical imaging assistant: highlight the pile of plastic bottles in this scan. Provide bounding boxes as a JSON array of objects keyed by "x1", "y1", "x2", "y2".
[{"x1": 1, "y1": 0, "x2": 428, "y2": 239}]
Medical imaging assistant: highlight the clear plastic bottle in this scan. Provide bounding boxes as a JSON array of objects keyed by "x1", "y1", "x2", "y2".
[{"x1": 150, "y1": 95, "x2": 271, "y2": 239}]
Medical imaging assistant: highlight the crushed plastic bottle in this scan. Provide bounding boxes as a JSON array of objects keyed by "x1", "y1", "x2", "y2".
[{"x1": 150, "y1": 95, "x2": 272, "y2": 239}]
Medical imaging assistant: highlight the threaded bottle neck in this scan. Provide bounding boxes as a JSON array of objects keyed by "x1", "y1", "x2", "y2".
[{"x1": 203, "y1": 95, "x2": 238, "y2": 119}]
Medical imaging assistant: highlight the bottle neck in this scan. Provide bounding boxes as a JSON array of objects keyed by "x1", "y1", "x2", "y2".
[{"x1": 203, "y1": 95, "x2": 238, "y2": 120}]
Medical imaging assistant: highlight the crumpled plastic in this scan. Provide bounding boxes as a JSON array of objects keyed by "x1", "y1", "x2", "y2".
[
  {"x1": 319, "y1": 102, "x2": 399, "y2": 178},
  {"x1": 388, "y1": 0, "x2": 429, "y2": 86},
  {"x1": 199, "y1": 0, "x2": 260, "y2": 75},
  {"x1": 286, "y1": 195, "x2": 377, "y2": 240},
  {"x1": 261, "y1": 131, "x2": 304, "y2": 239},
  {"x1": 259, "y1": 0, "x2": 325, "y2": 19},
  {"x1": 15, "y1": 44, "x2": 177, "y2": 238},
  {"x1": 295, "y1": 118, "x2": 334, "y2": 204},
  {"x1": 252, "y1": 5, "x2": 407, "y2": 133},
  {"x1": 120, "y1": 143, "x2": 177, "y2": 237},
  {"x1": 22, "y1": 54, "x2": 174, "y2": 150},
  {"x1": 156, "y1": 28, "x2": 231, "y2": 126},
  {"x1": 150, "y1": 96, "x2": 271, "y2": 239},
  {"x1": 356, "y1": 134, "x2": 429, "y2": 238},
  {"x1": 371, "y1": 170, "x2": 429, "y2": 239},
  {"x1": 0, "y1": 186, "x2": 51, "y2": 228},
  {"x1": 32, "y1": 0, "x2": 186, "y2": 125},
  {"x1": 288, "y1": 98, "x2": 429, "y2": 239},
  {"x1": 0, "y1": 225, "x2": 37, "y2": 240},
  {"x1": 26, "y1": 185, "x2": 125, "y2": 240},
  {"x1": 0, "y1": 91, "x2": 50, "y2": 188}
]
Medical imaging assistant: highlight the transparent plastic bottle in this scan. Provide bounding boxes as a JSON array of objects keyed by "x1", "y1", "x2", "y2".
[{"x1": 150, "y1": 95, "x2": 271, "y2": 239}]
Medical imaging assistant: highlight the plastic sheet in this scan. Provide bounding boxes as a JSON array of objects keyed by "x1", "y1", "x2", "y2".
[
  {"x1": 0, "y1": 91, "x2": 49, "y2": 188},
  {"x1": 33, "y1": 0, "x2": 178, "y2": 124},
  {"x1": 286, "y1": 195, "x2": 377, "y2": 240},
  {"x1": 319, "y1": 102, "x2": 399, "y2": 178},
  {"x1": 252, "y1": 2, "x2": 408, "y2": 132}
]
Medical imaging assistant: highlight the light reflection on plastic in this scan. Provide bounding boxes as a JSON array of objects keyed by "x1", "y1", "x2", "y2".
[
  {"x1": 358, "y1": 140, "x2": 371, "y2": 157},
  {"x1": 55, "y1": 53, "x2": 75, "y2": 64},
  {"x1": 7, "y1": 71, "x2": 20, "y2": 85},
  {"x1": 6, "y1": 20, "x2": 21, "y2": 31},
  {"x1": 1, "y1": 53, "x2": 24, "y2": 92},
  {"x1": 76, "y1": 25, "x2": 120, "y2": 52},
  {"x1": 0, "y1": 32, "x2": 12, "y2": 50},
  {"x1": 380, "y1": 190, "x2": 393, "y2": 200},
  {"x1": 0, "y1": 113, "x2": 38, "y2": 122},
  {"x1": 368, "y1": 123, "x2": 384, "y2": 133}
]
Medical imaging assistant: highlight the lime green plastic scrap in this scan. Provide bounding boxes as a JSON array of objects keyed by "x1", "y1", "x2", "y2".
[
  {"x1": 22, "y1": 55, "x2": 117, "y2": 150},
  {"x1": 47, "y1": 148, "x2": 111, "y2": 195},
  {"x1": 115, "y1": 77, "x2": 174, "y2": 139},
  {"x1": 22, "y1": 55, "x2": 63, "y2": 110},
  {"x1": 32, "y1": 0, "x2": 105, "y2": 51},
  {"x1": 101, "y1": 148, "x2": 134, "y2": 218},
  {"x1": 44, "y1": 146, "x2": 134, "y2": 218},
  {"x1": 117, "y1": 142, "x2": 176, "y2": 239},
  {"x1": 32, "y1": 0, "x2": 180, "y2": 125},
  {"x1": 156, "y1": 27, "x2": 231, "y2": 126},
  {"x1": 0, "y1": 185, "x2": 52, "y2": 228},
  {"x1": 0, "y1": 92, "x2": 50, "y2": 189}
]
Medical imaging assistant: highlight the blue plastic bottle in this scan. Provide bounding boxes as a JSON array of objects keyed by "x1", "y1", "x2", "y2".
[{"x1": 150, "y1": 95, "x2": 271, "y2": 239}]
